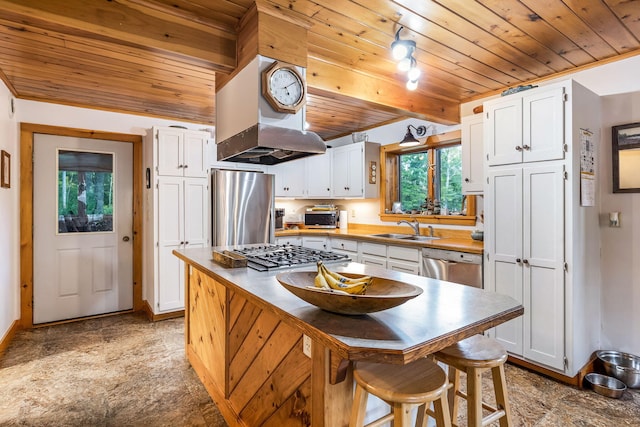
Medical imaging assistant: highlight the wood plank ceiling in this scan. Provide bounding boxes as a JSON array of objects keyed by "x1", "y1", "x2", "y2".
[{"x1": 0, "y1": 0, "x2": 638, "y2": 141}]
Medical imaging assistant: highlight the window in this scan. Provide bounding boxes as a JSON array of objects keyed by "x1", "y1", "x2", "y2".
[
  {"x1": 380, "y1": 130, "x2": 475, "y2": 226},
  {"x1": 398, "y1": 145, "x2": 462, "y2": 213},
  {"x1": 57, "y1": 150, "x2": 114, "y2": 233}
]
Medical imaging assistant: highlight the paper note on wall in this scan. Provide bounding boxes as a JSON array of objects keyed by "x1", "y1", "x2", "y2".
[{"x1": 580, "y1": 129, "x2": 595, "y2": 206}]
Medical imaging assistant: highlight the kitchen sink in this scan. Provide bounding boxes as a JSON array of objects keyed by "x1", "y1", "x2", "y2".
[{"x1": 369, "y1": 233, "x2": 440, "y2": 241}]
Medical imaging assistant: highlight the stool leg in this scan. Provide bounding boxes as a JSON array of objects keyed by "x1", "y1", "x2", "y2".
[
  {"x1": 433, "y1": 394, "x2": 453, "y2": 427},
  {"x1": 393, "y1": 402, "x2": 412, "y2": 427},
  {"x1": 447, "y1": 365, "x2": 460, "y2": 424},
  {"x1": 491, "y1": 365, "x2": 512, "y2": 427},
  {"x1": 349, "y1": 383, "x2": 369, "y2": 427},
  {"x1": 466, "y1": 368, "x2": 483, "y2": 427}
]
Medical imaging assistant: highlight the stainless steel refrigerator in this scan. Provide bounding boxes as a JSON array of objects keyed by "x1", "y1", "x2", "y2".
[{"x1": 211, "y1": 169, "x2": 275, "y2": 246}]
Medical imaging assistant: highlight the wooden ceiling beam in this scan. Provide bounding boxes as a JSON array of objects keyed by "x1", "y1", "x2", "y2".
[
  {"x1": 0, "y1": 0, "x2": 237, "y2": 73},
  {"x1": 307, "y1": 58, "x2": 459, "y2": 125}
]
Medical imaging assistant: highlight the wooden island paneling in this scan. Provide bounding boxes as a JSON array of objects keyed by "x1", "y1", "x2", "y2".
[{"x1": 175, "y1": 246, "x2": 523, "y2": 427}]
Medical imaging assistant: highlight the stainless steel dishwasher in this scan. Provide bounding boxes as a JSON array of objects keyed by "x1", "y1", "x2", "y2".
[{"x1": 422, "y1": 247, "x2": 483, "y2": 288}]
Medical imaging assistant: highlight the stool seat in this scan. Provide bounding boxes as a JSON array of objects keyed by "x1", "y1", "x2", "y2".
[
  {"x1": 435, "y1": 334, "x2": 507, "y2": 369},
  {"x1": 434, "y1": 335, "x2": 512, "y2": 427},
  {"x1": 350, "y1": 358, "x2": 452, "y2": 427}
]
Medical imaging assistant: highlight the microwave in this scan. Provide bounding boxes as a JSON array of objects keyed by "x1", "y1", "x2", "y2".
[{"x1": 304, "y1": 210, "x2": 337, "y2": 229}]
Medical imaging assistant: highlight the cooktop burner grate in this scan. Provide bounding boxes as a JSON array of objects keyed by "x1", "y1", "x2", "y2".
[{"x1": 230, "y1": 244, "x2": 350, "y2": 271}]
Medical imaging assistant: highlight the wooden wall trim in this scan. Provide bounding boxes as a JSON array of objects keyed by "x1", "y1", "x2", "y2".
[
  {"x1": 19, "y1": 123, "x2": 143, "y2": 328},
  {"x1": 0, "y1": 319, "x2": 20, "y2": 357}
]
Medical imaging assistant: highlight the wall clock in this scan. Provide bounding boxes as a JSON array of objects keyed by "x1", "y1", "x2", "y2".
[{"x1": 261, "y1": 61, "x2": 306, "y2": 114}]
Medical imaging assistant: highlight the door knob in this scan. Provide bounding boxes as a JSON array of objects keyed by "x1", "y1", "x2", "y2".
[{"x1": 122, "y1": 236, "x2": 130, "y2": 242}]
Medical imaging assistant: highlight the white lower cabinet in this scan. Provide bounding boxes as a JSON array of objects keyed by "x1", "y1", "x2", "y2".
[
  {"x1": 485, "y1": 164, "x2": 565, "y2": 370},
  {"x1": 154, "y1": 176, "x2": 208, "y2": 313},
  {"x1": 302, "y1": 236, "x2": 329, "y2": 251},
  {"x1": 359, "y1": 242, "x2": 387, "y2": 268},
  {"x1": 387, "y1": 246, "x2": 421, "y2": 275},
  {"x1": 329, "y1": 237, "x2": 359, "y2": 261},
  {"x1": 275, "y1": 236, "x2": 302, "y2": 246}
]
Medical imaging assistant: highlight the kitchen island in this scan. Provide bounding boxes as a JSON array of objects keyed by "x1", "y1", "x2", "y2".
[{"x1": 173, "y1": 246, "x2": 523, "y2": 427}]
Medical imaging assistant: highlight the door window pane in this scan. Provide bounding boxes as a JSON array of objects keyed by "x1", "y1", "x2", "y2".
[{"x1": 58, "y1": 150, "x2": 114, "y2": 233}]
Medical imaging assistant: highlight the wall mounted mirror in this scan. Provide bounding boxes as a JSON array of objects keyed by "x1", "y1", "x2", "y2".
[{"x1": 612, "y1": 122, "x2": 640, "y2": 193}]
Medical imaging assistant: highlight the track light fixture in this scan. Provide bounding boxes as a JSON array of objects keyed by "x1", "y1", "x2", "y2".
[
  {"x1": 399, "y1": 124, "x2": 437, "y2": 147},
  {"x1": 391, "y1": 27, "x2": 416, "y2": 61},
  {"x1": 390, "y1": 27, "x2": 421, "y2": 91}
]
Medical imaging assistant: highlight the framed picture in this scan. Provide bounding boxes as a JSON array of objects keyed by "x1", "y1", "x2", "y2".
[
  {"x1": 0, "y1": 150, "x2": 9, "y2": 189},
  {"x1": 612, "y1": 122, "x2": 640, "y2": 193}
]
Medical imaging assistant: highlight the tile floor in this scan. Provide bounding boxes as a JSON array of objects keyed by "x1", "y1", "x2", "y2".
[{"x1": 0, "y1": 313, "x2": 638, "y2": 426}]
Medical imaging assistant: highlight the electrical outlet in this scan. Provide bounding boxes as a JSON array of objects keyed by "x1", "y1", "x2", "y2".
[
  {"x1": 351, "y1": 209, "x2": 356, "y2": 218},
  {"x1": 303, "y1": 334, "x2": 312, "y2": 358}
]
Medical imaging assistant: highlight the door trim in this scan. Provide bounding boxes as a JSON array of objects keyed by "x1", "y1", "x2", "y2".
[{"x1": 20, "y1": 123, "x2": 143, "y2": 328}]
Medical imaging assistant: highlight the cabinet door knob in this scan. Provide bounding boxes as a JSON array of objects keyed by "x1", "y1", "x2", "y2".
[
  {"x1": 184, "y1": 164, "x2": 189, "y2": 168},
  {"x1": 523, "y1": 259, "x2": 529, "y2": 265},
  {"x1": 515, "y1": 146, "x2": 523, "y2": 151},
  {"x1": 464, "y1": 178, "x2": 470, "y2": 183},
  {"x1": 122, "y1": 236, "x2": 130, "y2": 242},
  {"x1": 516, "y1": 258, "x2": 522, "y2": 263},
  {"x1": 522, "y1": 145, "x2": 530, "y2": 150}
]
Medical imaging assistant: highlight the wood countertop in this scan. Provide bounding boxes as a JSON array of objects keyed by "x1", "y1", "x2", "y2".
[
  {"x1": 174, "y1": 246, "x2": 520, "y2": 365},
  {"x1": 275, "y1": 226, "x2": 484, "y2": 254}
]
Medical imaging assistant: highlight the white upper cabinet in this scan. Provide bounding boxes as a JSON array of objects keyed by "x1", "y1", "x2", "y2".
[
  {"x1": 306, "y1": 153, "x2": 333, "y2": 198},
  {"x1": 269, "y1": 142, "x2": 379, "y2": 199},
  {"x1": 156, "y1": 127, "x2": 209, "y2": 177},
  {"x1": 332, "y1": 141, "x2": 380, "y2": 199},
  {"x1": 485, "y1": 85, "x2": 564, "y2": 166},
  {"x1": 270, "y1": 159, "x2": 306, "y2": 198},
  {"x1": 461, "y1": 114, "x2": 484, "y2": 194}
]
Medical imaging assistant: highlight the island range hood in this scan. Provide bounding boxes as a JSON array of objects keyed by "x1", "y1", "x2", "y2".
[
  {"x1": 216, "y1": 123, "x2": 325, "y2": 165},
  {"x1": 216, "y1": 56, "x2": 326, "y2": 165}
]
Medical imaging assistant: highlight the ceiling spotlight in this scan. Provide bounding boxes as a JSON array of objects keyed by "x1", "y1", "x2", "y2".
[
  {"x1": 407, "y1": 59, "x2": 421, "y2": 81},
  {"x1": 391, "y1": 27, "x2": 416, "y2": 61},
  {"x1": 406, "y1": 79, "x2": 418, "y2": 91},
  {"x1": 397, "y1": 57, "x2": 412, "y2": 72}
]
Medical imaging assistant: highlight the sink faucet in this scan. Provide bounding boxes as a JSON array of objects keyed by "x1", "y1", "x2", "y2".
[
  {"x1": 427, "y1": 225, "x2": 434, "y2": 237},
  {"x1": 397, "y1": 219, "x2": 420, "y2": 236}
]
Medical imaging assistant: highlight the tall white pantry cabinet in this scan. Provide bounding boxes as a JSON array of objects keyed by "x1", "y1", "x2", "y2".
[
  {"x1": 143, "y1": 127, "x2": 210, "y2": 315},
  {"x1": 483, "y1": 80, "x2": 602, "y2": 377}
]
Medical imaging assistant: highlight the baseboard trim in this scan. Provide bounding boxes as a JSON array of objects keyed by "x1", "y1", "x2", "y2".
[
  {"x1": 141, "y1": 300, "x2": 184, "y2": 322},
  {"x1": 507, "y1": 355, "x2": 595, "y2": 389},
  {"x1": 0, "y1": 319, "x2": 21, "y2": 357}
]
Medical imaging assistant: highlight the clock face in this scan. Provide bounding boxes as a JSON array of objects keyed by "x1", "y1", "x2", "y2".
[{"x1": 268, "y1": 68, "x2": 304, "y2": 107}]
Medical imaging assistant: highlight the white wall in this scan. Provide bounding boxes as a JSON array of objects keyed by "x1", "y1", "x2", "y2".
[
  {"x1": 0, "y1": 84, "x2": 19, "y2": 343},
  {"x1": 0, "y1": 91, "x2": 211, "y2": 341},
  {"x1": 327, "y1": 117, "x2": 456, "y2": 148},
  {"x1": 599, "y1": 92, "x2": 640, "y2": 355}
]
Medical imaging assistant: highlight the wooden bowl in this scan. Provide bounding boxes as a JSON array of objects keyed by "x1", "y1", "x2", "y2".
[{"x1": 276, "y1": 271, "x2": 423, "y2": 315}]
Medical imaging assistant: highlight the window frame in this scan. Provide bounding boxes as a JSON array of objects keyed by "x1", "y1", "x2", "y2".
[{"x1": 379, "y1": 129, "x2": 477, "y2": 226}]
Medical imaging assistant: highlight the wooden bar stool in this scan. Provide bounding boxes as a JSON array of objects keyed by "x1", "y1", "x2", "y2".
[
  {"x1": 434, "y1": 335, "x2": 512, "y2": 427},
  {"x1": 349, "y1": 357, "x2": 452, "y2": 427}
]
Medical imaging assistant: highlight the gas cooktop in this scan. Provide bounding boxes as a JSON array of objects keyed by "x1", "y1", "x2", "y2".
[{"x1": 230, "y1": 244, "x2": 350, "y2": 272}]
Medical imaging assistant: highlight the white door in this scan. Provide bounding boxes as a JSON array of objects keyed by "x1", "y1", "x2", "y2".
[
  {"x1": 523, "y1": 164, "x2": 565, "y2": 370},
  {"x1": 485, "y1": 97, "x2": 523, "y2": 166},
  {"x1": 486, "y1": 167, "x2": 524, "y2": 355},
  {"x1": 33, "y1": 134, "x2": 133, "y2": 324},
  {"x1": 522, "y1": 86, "x2": 565, "y2": 163}
]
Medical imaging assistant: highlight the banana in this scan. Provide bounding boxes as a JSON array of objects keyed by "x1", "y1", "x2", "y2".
[
  {"x1": 317, "y1": 262, "x2": 370, "y2": 295},
  {"x1": 319, "y1": 262, "x2": 372, "y2": 284},
  {"x1": 314, "y1": 270, "x2": 331, "y2": 289}
]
